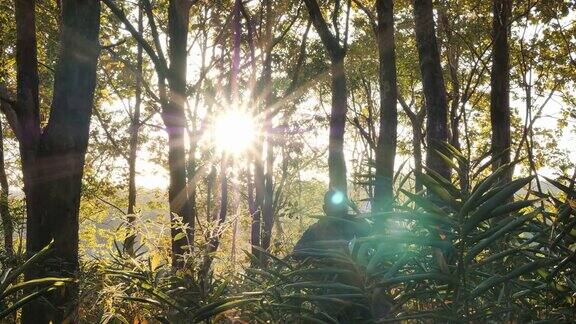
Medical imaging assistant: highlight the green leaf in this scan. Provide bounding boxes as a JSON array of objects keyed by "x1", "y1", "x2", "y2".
[
  {"x1": 193, "y1": 298, "x2": 260, "y2": 322},
  {"x1": 461, "y1": 163, "x2": 514, "y2": 216},
  {"x1": 360, "y1": 234, "x2": 452, "y2": 250},
  {"x1": 0, "y1": 286, "x2": 55, "y2": 319},
  {"x1": 401, "y1": 189, "x2": 447, "y2": 216},
  {"x1": 489, "y1": 199, "x2": 540, "y2": 219},
  {"x1": 173, "y1": 232, "x2": 186, "y2": 241},
  {"x1": 379, "y1": 272, "x2": 457, "y2": 286},
  {"x1": 0, "y1": 241, "x2": 54, "y2": 294},
  {"x1": 1, "y1": 277, "x2": 74, "y2": 299},
  {"x1": 287, "y1": 268, "x2": 355, "y2": 278},
  {"x1": 283, "y1": 281, "x2": 363, "y2": 293},
  {"x1": 463, "y1": 176, "x2": 534, "y2": 233},
  {"x1": 416, "y1": 172, "x2": 459, "y2": 209},
  {"x1": 543, "y1": 176, "x2": 573, "y2": 195},
  {"x1": 470, "y1": 260, "x2": 546, "y2": 298},
  {"x1": 465, "y1": 211, "x2": 538, "y2": 263},
  {"x1": 366, "y1": 243, "x2": 388, "y2": 275},
  {"x1": 382, "y1": 253, "x2": 411, "y2": 280}
]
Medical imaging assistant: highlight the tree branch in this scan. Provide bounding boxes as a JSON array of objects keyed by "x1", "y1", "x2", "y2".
[
  {"x1": 303, "y1": 0, "x2": 343, "y2": 59},
  {"x1": 102, "y1": 0, "x2": 168, "y2": 75},
  {"x1": 0, "y1": 84, "x2": 21, "y2": 140}
]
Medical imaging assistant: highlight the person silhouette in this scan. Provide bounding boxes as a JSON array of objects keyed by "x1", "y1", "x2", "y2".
[{"x1": 293, "y1": 189, "x2": 369, "y2": 253}]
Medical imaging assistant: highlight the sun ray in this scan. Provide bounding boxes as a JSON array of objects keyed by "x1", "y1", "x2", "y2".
[{"x1": 214, "y1": 110, "x2": 257, "y2": 156}]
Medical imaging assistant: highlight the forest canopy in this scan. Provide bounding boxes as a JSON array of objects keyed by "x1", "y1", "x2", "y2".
[{"x1": 0, "y1": 0, "x2": 575, "y2": 322}]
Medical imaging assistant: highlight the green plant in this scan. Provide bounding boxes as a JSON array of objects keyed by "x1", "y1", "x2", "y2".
[
  {"x1": 97, "y1": 147, "x2": 576, "y2": 323},
  {"x1": 231, "y1": 145, "x2": 574, "y2": 322},
  {"x1": 0, "y1": 241, "x2": 74, "y2": 319},
  {"x1": 100, "y1": 241, "x2": 252, "y2": 323}
]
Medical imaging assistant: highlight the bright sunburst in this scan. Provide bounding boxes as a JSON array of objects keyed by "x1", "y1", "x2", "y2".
[{"x1": 214, "y1": 110, "x2": 256, "y2": 155}]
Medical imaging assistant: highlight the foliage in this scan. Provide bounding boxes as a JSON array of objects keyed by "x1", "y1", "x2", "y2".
[
  {"x1": 0, "y1": 241, "x2": 73, "y2": 320},
  {"x1": 228, "y1": 146, "x2": 575, "y2": 322},
  {"x1": 89, "y1": 241, "x2": 255, "y2": 323}
]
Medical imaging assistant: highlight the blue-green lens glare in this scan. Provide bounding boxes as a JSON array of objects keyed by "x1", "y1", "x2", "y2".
[{"x1": 330, "y1": 191, "x2": 345, "y2": 205}]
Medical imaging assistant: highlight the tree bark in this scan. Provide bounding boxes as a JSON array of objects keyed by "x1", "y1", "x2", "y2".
[
  {"x1": 19, "y1": 0, "x2": 101, "y2": 322},
  {"x1": 374, "y1": 0, "x2": 398, "y2": 213},
  {"x1": 0, "y1": 119, "x2": 12, "y2": 257},
  {"x1": 303, "y1": 0, "x2": 348, "y2": 195},
  {"x1": 201, "y1": 0, "x2": 241, "y2": 279},
  {"x1": 125, "y1": 0, "x2": 143, "y2": 253},
  {"x1": 413, "y1": 0, "x2": 450, "y2": 181},
  {"x1": 412, "y1": 115, "x2": 424, "y2": 192},
  {"x1": 490, "y1": 0, "x2": 512, "y2": 184},
  {"x1": 260, "y1": 0, "x2": 275, "y2": 253},
  {"x1": 399, "y1": 96, "x2": 425, "y2": 193},
  {"x1": 439, "y1": 10, "x2": 468, "y2": 191},
  {"x1": 166, "y1": 0, "x2": 193, "y2": 268},
  {"x1": 251, "y1": 148, "x2": 263, "y2": 260}
]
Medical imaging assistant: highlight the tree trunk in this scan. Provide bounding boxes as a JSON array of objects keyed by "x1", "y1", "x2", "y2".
[
  {"x1": 125, "y1": 0, "x2": 143, "y2": 253},
  {"x1": 412, "y1": 118, "x2": 424, "y2": 193},
  {"x1": 328, "y1": 55, "x2": 348, "y2": 195},
  {"x1": 166, "y1": 0, "x2": 193, "y2": 268},
  {"x1": 201, "y1": 0, "x2": 241, "y2": 280},
  {"x1": 413, "y1": 0, "x2": 450, "y2": 181},
  {"x1": 0, "y1": 119, "x2": 12, "y2": 257},
  {"x1": 303, "y1": 0, "x2": 348, "y2": 196},
  {"x1": 20, "y1": 0, "x2": 101, "y2": 322},
  {"x1": 261, "y1": 137, "x2": 274, "y2": 252},
  {"x1": 251, "y1": 151, "x2": 263, "y2": 258},
  {"x1": 374, "y1": 0, "x2": 398, "y2": 214},
  {"x1": 439, "y1": 10, "x2": 468, "y2": 191},
  {"x1": 14, "y1": 0, "x2": 43, "y2": 266},
  {"x1": 252, "y1": 133, "x2": 264, "y2": 261},
  {"x1": 261, "y1": 0, "x2": 275, "y2": 253},
  {"x1": 490, "y1": 0, "x2": 512, "y2": 184}
]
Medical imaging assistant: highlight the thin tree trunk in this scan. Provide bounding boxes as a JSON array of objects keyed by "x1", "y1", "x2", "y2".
[
  {"x1": 412, "y1": 0, "x2": 449, "y2": 274},
  {"x1": 262, "y1": 139, "x2": 274, "y2": 251},
  {"x1": 248, "y1": 6, "x2": 263, "y2": 262},
  {"x1": 201, "y1": 0, "x2": 241, "y2": 280},
  {"x1": 252, "y1": 136, "x2": 264, "y2": 261},
  {"x1": 166, "y1": 0, "x2": 193, "y2": 268},
  {"x1": 439, "y1": 10, "x2": 468, "y2": 191},
  {"x1": 251, "y1": 151, "x2": 263, "y2": 259},
  {"x1": 303, "y1": 0, "x2": 348, "y2": 196},
  {"x1": 0, "y1": 119, "x2": 12, "y2": 257},
  {"x1": 14, "y1": 0, "x2": 43, "y2": 269},
  {"x1": 125, "y1": 0, "x2": 143, "y2": 253},
  {"x1": 374, "y1": 0, "x2": 398, "y2": 214},
  {"x1": 413, "y1": 0, "x2": 451, "y2": 181},
  {"x1": 399, "y1": 96, "x2": 425, "y2": 193},
  {"x1": 201, "y1": 154, "x2": 228, "y2": 283},
  {"x1": 412, "y1": 118, "x2": 424, "y2": 192},
  {"x1": 20, "y1": 0, "x2": 101, "y2": 322},
  {"x1": 328, "y1": 55, "x2": 348, "y2": 194},
  {"x1": 261, "y1": 0, "x2": 275, "y2": 253},
  {"x1": 490, "y1": 0, "x2": 512, "y2": 184}
]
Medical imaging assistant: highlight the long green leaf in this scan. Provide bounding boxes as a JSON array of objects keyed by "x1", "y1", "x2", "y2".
[
  {"x1": 283, "y1": 281, "x2": 362, "y2": 293},
  {"x1": 379, "y1": 272, "x2": 457, "y2": 286},
  {"x1": 0, "y1": 241, "x2": 54, "y2": 294},
  {"x1": 465, "y1": 211, "x2": 537, "y2": 263},
  {"x1": 193, "y1": 298, "x2": 260, "y2": 322},
  {"x1": 470, "y1": 260, "x2": 546, "y2": 298},
  {"x1": 0, "y1": 286, "x2": 55, "y2": 319},
  {"x1": 401, "y1": 189, "x2": 447, "y2": 216},
  {"x1": 464, "y1": 176, "x2": 534, "y2": 233},
  {"x1": 461, "y1": 163, "x2": 514, "y2": 216},
  {"x1": 1, "y1": 277, "x2": 73, "y2": 299}
]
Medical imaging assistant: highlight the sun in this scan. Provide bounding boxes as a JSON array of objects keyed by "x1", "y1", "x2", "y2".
[{"x1": 214, "y1": 110, "x2": 256, "y2": 155}]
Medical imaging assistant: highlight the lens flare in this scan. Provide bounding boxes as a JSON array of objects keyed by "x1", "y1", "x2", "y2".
[
  {"x1": 330, "y1": 190, "x2": 345, "y2": 205},
  {"x1": 214, "y1": 110, "x2": 256, "y2": 155}
]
